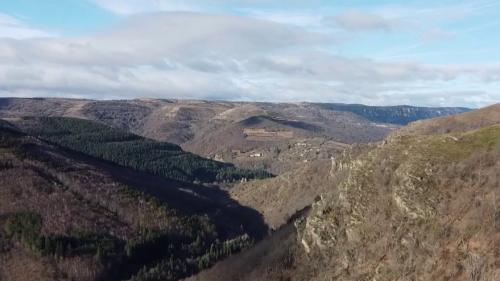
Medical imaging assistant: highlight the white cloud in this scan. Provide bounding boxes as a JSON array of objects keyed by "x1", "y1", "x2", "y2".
[
  {"x1": 0, "y1": 11, "x2": 498, "y2": 107},
  {"x1": 0, "y1": 12, "x2": 330, "y2": 100},
  {"x1": 327, "y1": 10, "x2": 395, "y2": 32},
  {"x1": 91, "y1": 0, "x2": 325, "y2": 15},
  {"x1": 420, "y1": 28, "x2": 455, "y2": 43},
  {"x1": 91, "y1": 0, "x2": 198, "y2": 15},
  {"x1": 0, "y1": 13, "x2": 55, "y2": 39},
  {"x1": 240, "y1": 10, "x2": 323, "y2": 28},
  {"x1": 0, "y1": 12, "x2": 328, "y2": 66}
]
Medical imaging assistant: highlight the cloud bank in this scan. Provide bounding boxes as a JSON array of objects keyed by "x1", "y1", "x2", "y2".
[{"x1": 0, "y1": 4, "x2": 499, "y2": 107}]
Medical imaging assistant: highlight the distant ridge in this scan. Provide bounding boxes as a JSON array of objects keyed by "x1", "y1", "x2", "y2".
[
  {"x1": 0, "y1": 97, "x2": 472, "y2": 174},
  {"x1": 397, "y1": 103, "x2": 500, "y2": 135},
  {"x1": 315, "y1": 103, "x2": 471, "y2": 125}
]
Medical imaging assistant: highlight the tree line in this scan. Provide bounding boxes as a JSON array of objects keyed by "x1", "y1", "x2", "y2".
[{"x1": 24, "y1": 117, "x2": 271, "y2": 183}]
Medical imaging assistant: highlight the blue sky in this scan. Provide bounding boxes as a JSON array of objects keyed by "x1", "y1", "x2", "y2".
[
  {"x1": 0, "y1": 0, "x2": 116, "y2": 33},
  {"x1": 0, "y1": 0, "x2": 498, "y2": 107}
]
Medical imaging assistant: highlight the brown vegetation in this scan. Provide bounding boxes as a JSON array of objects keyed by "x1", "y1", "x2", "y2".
[
  {"x1": 397, "y1": 103, "x2": 500, "y2": 136},
  {"x1": 188, "y1": 106, "x2": 500, "y2": 281},
  {"x1": 230, "y1": 160, "x2": 335, "y2": 230}
]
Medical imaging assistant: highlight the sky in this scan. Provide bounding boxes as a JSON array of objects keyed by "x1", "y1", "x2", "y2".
[{"x1": 0, "y1": 1, "x2": 499, "y2": 107}]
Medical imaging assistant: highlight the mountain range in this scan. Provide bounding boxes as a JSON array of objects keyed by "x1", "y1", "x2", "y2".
[
  {"x1": 0, "y1": 98, "x2": 469, "y2": 174},
  {"x1": 1, "y1": 98, "x2": 497, "y2": 281}
]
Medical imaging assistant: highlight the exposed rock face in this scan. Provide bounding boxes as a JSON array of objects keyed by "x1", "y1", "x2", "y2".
[{"x1": 298, "y1": 125, "x2": 500, "y2": 281}]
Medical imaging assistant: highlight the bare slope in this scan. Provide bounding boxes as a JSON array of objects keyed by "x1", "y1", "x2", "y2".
[{"x1": 229, "y1": 158, "x2": 349, "y2": 230}]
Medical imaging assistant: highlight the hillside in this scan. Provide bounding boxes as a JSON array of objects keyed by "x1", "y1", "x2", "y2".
[
  {"x1": 397, "y1": 103, "x2": 500, "y2": 136},
  {"x1": 186, "y1": 106, "x2": 500, "y2": 281},
  {"x1": 0, "y1": 98, "x2": 468, "y2": 174},
  {"x1": 317, "y1": 103, "x2": 470, "y2": 125},
  {"x1": 12, "y1": 117, "x2": 270, "y2": 184},
  {"x1": 229, "y1": 154, "x2": 354, "y2": 230},
  {"x1": 0, "y1": 121, "x2": 268, "y2": 281}
]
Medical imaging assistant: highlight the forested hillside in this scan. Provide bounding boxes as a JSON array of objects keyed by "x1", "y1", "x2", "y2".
[
  {"x1": 15, "y1": 117, "x2": 271, "y2": 184},
  {"x1": 0, "y1": 120, "x2": 266, "y2": 281}
]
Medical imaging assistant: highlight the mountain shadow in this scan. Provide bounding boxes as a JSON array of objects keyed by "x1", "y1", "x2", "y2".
[{"x1": 61, "y1": 144, "x2": 270, "y2": 241}]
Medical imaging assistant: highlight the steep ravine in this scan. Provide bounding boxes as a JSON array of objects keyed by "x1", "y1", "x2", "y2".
[{"x1": 188, "y1": 123, "x2": 500, "y2": 281}]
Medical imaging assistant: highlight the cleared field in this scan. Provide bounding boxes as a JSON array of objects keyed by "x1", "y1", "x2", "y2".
[{"x1": 243, "y1": 128, "x2": 294, "y2": 141}]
